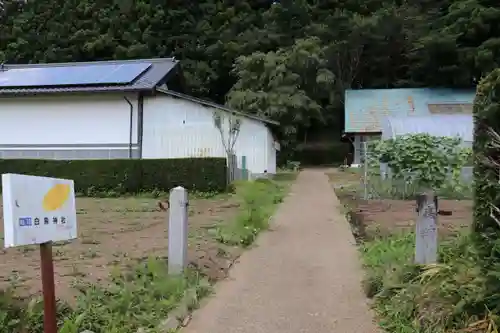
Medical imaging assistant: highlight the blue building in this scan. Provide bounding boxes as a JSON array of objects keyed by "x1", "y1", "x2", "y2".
[{"x1": 344, "y1": 88, "x2": 476, "y2": 165}]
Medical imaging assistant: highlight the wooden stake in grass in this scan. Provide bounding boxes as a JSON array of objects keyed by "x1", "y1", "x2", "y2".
[{"x1": 415, "y1": 191, "x2": 438, "y2": 264}]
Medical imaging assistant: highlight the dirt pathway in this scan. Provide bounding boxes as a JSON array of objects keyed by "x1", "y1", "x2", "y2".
[{"x1": 182, "y1": 169, "x2": 380, "y2": 333}]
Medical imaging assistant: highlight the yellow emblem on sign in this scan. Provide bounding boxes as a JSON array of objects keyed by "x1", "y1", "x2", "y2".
[{"x1": 42, "y1": 184, "x2": 71, "y2": 211}]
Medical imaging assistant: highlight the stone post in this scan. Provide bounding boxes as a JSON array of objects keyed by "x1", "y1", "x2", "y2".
[{"x1": 168, "y1": 186, "x2": 188, "y2": 274}]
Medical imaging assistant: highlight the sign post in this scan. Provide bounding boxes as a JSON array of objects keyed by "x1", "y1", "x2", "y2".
[
  {"x1": 40, "y1": 242, "x2": 57, "y2": 333},
  {"x1": 2, "y1": 174, "x2": 77, "y2": 333}
]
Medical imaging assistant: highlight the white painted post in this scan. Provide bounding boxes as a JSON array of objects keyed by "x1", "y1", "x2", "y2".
[
  {"x1": 415, "y1": 191, "x2": 438, "y2": 264},
  {"x1": 168, "y1": 186, "x2": 188, "y2": 274}
]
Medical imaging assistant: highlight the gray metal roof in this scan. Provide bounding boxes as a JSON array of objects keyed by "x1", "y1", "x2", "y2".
[
  {"x1": 156, "y1": 87, "x2": 279, "y2": 126},
  {"x1": 344, "y1": 88, "x2": 475, "y2": 133},
  {"x1": 0, "y1": 57, "x2": 279, "y2": 126},
  {"x1": 0, "y1": 58, "x2": 179, "y2": 96}
]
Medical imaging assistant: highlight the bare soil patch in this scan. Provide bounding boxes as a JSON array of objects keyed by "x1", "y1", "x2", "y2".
[
  {"x1": 328, "y1": 169, "x2": 472, "y2": 239},
  {"x1": 0, "y1": 195, "x2": 243, "y2": 302},
  {"x1": 349, "y1": 196, "x2": 472, "y2": 238}
]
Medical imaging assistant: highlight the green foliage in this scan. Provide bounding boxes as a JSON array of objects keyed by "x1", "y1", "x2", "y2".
[
  {"x1": 363, "y1": 175, "x2": 426, "y2": 200},
  {"x1": 227, "y1": 37, "x2": 333, "y2": 147},
  {"x1": 272, "y1": 171, "x2": 298, "y2": 182},
  {"x1": 473, "y1": 69, "x2": 500, "y2": 234},
  {"x1": 369, "y1": 134, "x2": 472, "y2": 192},
  {"x1": 361, "y1": 231, "x2": 500, "y2": 333},
  {"x1": 409, "y1": 0, "x2": 500, "y2": 87},
  {"x1": 277, "y1": 141, "x2": 351, "y2": 168},
  {"x1": 0, "y1": 158, "x2": 227, "y2": 195},
  {"x1": 280, "y1": 161, "x2": 301, "y2": 173},
  {"x1": 1, "y1": 0, "x2": 496, "y2": 161},
  {"x1": 0, "y1": 257, "x2": 210, "y2": 333},
  {"x1": 228, "y1": 2, "x2": 428, "y2": 149},
  {"x1": 287, "y1": 142, "x2": 351, "y2": 166},
  {"x1": 214, "y1": 176, "x2": 292, "y2": 247}
]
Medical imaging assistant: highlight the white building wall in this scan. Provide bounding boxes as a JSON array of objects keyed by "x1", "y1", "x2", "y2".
[
  {"x1": 142, "y1": 94, "x2": 275, "y2": 175},
  {"x1": 0, "y1": 94, "x2": 140, "y2": 159},
  {"x1": 233, "y1": 115, "x2": 272, "y2": 174},
  {"x1": 0, "y1": 94, "x2": 138, "y2": 145},
  {"x1": 266, "y1": 129, "x2": 277, "y2": 174}
]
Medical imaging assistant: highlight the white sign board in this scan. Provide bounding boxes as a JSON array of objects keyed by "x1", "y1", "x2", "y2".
[{"x1": 2, "y1": 174, "x2": 77, "y2": 248}]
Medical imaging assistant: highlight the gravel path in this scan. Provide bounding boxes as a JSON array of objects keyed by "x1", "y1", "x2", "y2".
[{"x1": 182, "y1": 169, "x2": 381, "y2": 333}]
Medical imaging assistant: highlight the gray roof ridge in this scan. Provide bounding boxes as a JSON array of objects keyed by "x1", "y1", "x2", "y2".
[
  {"x1": 3, "y1": 57, "x2": 177, "y2": 69},
  {"x1": 156, "y1": 87, "x2": 279, "y2": 126}
]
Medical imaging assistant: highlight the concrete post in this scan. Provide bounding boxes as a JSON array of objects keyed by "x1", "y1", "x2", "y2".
[
  {"x1": 415, "y1": 191, "x2": 438, "y2": 264},
  {"x1": 168, "y1": 186, "x2": 188, "y2": 274}
]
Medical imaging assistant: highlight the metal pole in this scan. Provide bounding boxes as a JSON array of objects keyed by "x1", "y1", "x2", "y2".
[{"x1": 363, "y1": 141, "x2": 368, "y2": 200}]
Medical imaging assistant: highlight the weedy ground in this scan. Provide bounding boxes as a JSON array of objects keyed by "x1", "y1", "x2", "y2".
[
  {"x1": 360, "y1": 231, "x2": 500, "y2": 333},
  {"x1": 328, "y1": 168, "x2": 500, "y2": 333},
  {"x1": 0, "y1": 172, "x2": 296, "y2": 333},
  {"x1": 327, "y1": 168, "x2": 472, "y2": 239}
]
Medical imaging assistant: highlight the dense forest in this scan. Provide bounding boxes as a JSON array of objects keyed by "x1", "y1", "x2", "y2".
[{"x1": 0, "y1": 0, "x2": 499, "y2": 160}]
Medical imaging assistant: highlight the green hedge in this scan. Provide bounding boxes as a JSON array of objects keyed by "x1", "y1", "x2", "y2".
[
  {"x1": 0, "y1": 158, "x2": 227, "y2": 195},
  {"x1": 473, "y1": 69, "x2": 500, "y2": 234},
  {"x1": 278, "y1": 141, "x2": 351, "y2": 166}
]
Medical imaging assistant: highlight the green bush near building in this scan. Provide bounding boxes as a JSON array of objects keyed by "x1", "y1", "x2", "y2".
[{"x1": 0, "y1": 157, "x2": 227, "y2": 195}]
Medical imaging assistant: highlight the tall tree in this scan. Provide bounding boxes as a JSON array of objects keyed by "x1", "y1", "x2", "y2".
[
  {"x1": 1, "y1": 0, "x2": 498, "y2": 156},
  {"x1": 227, "y1": 37, "x2": 334, "y2": 147},
  {"x1": 409, "y1": 0, "x2": 500, "y2": 87}
]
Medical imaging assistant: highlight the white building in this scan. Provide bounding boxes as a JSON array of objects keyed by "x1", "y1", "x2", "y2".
[
  {"x1": 344, "y1": 88, "x2": 475, "y2": 165},
  {"x1": 0, "y1": 58, "x2": 278, "y2": 176}
]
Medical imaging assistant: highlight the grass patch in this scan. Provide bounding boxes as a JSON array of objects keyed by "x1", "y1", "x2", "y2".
[
  {"x1": 361, "y1": 231, "x2": 500, "y2": 333},
  {"x1": 0, "y1": 257, "x2": 210, "y2": 333},
  {"x1": 363, "y1": 175, "x2": 473, "y2": 201},
  {"x1": 75, "y1": 189, "x2": 224, "y2": 199},
  {"x1": 272, "y1": 171, "x2": 298, "y2": 182},
  {"x1": 214, "y1": 175, "x2": 293, "y2": 247},
  {"x1": 360, "y1": 232, "x2": 416, "y2": 299},
  {"x1": 0, "y1": 174, "x2": 296, "y2": 333},
  {"x1": 328, "y1": 166, "x2": 472, "y2": 201}
]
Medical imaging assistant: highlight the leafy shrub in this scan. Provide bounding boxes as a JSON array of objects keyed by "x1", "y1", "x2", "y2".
[
  {"x1": 0, "y1": 158, "x2": 227, "y2": 195},
  {"x1": 473, "y1": 69, "x2": 500, "y2": 234},
  {"x1": 283, "y1": 160, "x2": 301, "y2": 172},
  {"x1": 366, "y1": 134, "x2": 471, "y2": 198},
  {"x1": 370, "y1": 134, "x2": 471, "y2": 188},
  {"x1": 278, "y1": 141, "x2": 351, "y2": 167}
]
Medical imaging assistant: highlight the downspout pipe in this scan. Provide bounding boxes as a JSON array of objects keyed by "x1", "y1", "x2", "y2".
[
  {"x1": 138, "y1": 94, "x2": 144, "y2": 158},
  {"x1": 123, "y1": 96, "x2": 134, "y2": 159}
]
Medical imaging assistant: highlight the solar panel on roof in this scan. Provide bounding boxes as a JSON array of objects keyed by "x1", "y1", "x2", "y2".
[{"x1": 0, "y1": 62, "x2": 151, "y2": 88}]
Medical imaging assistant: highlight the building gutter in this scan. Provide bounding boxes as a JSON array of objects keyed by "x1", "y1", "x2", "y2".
[
  {"x1": 138, "y1": 93, "x2": 144, "y2": 158},
  {"x1": 123, "y1": 96, "x2": 134, "y2": 159}
]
